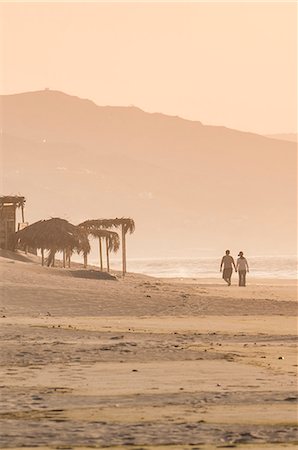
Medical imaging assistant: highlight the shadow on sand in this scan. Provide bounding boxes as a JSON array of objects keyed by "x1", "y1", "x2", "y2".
[
  {"x1": 70, "y1": 269, "x2": 117, "y2": 281},
  {"x1": 0, "y1": 249, "x2": 36, "y2": 263}
]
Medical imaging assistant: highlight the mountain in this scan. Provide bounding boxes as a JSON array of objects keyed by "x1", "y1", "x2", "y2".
[
  {"x1": 1, "y1": 90, "x2": 297, "y2": 258},
  {"x1": 266, "y1": 133, "x2": 297, "y2": 143}
]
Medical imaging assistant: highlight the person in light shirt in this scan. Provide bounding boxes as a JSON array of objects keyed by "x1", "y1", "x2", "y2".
[
  {"x1": 236, "y1": 251, "x2": 249, "y2": 286},
  {"x1": 220, "y1": 249, "x2": 236, "y2": 286}
]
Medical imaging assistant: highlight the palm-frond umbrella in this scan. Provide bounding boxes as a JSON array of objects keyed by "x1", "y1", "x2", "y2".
[
  {"x1": 79, "y1": 221, "x2": 120, "y2": 272},
  {"x1": 92, "y1": 229, "x2": 120, "y2": 272},
  {"x1": 15, "y1": 218, "x2": 90, "y2": 267},
  {"x1": 79, "y1": 218, "x2": 135, "y2": 276},
  {"x1": 111, "y1": 218, "x2": 135, "y2": 277}
]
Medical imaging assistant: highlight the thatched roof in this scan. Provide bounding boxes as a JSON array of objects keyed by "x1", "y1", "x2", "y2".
[
  {"x1": 112, "y1": 218, "x2": 135, "y2": 234},
  {"x1": 15, "y1": 218, "x2": 90, "y2": 254},
  {"x1": 87, "y1": 229, "x2": 120, "y2": 253},
  {"x1": 79, "y1": 218, "x2": 135, "y2": 234},
  {"x1": 0, "y1": 196, "x2": 25, "y2": 207}
]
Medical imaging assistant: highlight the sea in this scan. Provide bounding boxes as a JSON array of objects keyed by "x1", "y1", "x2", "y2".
[{"x1": 88, "y1": 255, "x2": 297, "y2": 279}]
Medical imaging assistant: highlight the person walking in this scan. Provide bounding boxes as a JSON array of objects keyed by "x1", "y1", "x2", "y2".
[
  {"x1": 236, "y1": 251, "x2": 249, "y2": 286},
  {"x1": 220, "y1": 250, "x2": 236, "y2": 286}
]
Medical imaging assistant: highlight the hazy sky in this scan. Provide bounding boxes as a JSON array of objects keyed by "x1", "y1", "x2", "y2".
[{"x1": 0, "y1": 1, "x2": 297, "y2": 134}]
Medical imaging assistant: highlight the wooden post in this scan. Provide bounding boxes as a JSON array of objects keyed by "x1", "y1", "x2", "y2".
[
  {"x1": 4, "y1": 221, "x2": 8, "y2": 250},
  {"x1": 47, "y1": 249, "x2": 55, "y2": 267},
  {"x1": 41, "y1": 248, "x2": 44, "y2": 266},
  {"x1": 106, "y1": 237, "x2": 110, "y2": 273},
  {"x1": 99, "y1": 237, "x2": 103, "y2": 271},
  {"x1": 122, "y1": 225, "x2": 126, "y2": 277}
]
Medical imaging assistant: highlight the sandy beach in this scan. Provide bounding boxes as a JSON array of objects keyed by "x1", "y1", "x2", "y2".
[{"x1": 0, "y1": 250, "x2": 297, "y2": 449}]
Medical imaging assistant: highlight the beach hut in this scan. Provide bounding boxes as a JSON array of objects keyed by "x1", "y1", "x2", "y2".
[
  {"x1": 15, "y1": 217, "x2": 90, "y2": 267},
  {"x1": 79, "y1": 218, "x2": 135, "y2": 276},
  {"x1": 0, "y1": 196, "x2": 26, "y2": 250}
]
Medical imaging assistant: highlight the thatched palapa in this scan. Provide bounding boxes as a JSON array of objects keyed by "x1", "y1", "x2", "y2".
[
  {"x1": 79, "y1": 221, "x2": 121, "y2": 272},
  {"x1": 15, "y1": 218, "x2": 90, "y2": 267},
  {"x1": 79, "y1": 218, "x2": 135, "y2": 275}
]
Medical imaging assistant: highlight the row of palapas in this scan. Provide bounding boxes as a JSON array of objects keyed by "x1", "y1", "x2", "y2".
[{"x1": 15, "y1": 217, "x2": 135, "y2": 276}]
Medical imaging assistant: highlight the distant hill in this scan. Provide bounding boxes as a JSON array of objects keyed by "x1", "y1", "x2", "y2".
[
  {"x1": 266, "y1": 133, "x2": 297, "y2": 143},
  {"x1": 1, "y1": 90, "x2": 297, "y2": 258}
]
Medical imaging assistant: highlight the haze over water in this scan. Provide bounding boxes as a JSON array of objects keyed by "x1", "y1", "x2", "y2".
[{"x1": 87, "y1": 255, "x2": 298, "y2": 280}]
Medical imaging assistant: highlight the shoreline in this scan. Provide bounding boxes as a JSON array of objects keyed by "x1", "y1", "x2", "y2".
[
  {"x1": 3, "y1": 249, "x2": 296, "y2": 283},
  {"x1": 159, "y1": 276, "x2": 298, "y2": 285},
  {"x1": 1, "y1": 249, "x2": 297, "y2": 285}
]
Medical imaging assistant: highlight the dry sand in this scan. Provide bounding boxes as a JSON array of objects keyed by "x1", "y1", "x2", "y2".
[{"x1": 0, "y1": 250, "x2": 297, "y2": 449}]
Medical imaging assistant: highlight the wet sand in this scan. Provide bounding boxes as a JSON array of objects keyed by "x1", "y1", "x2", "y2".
[{"x1": 0, "y1": 251, "x2": 297, "y2": 449}]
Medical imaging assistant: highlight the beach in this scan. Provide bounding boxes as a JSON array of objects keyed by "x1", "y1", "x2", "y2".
[{"x1": 0, "y1": 251, "x2": 297, "y2": 449}]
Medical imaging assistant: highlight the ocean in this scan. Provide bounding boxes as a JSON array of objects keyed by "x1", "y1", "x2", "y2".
[{"x1": 88, "y1": 255, "x2": 298, "y2": 279}]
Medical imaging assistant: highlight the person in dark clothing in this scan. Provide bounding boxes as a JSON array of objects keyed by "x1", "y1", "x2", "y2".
[{"x1": 220, "y1": 250, "x2": 236, "y2": 286}]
